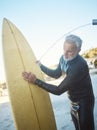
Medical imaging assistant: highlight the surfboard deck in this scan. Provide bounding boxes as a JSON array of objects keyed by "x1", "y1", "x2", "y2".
[{"x1": 2, "y1": 18, "x2": 57, "y2": 130}]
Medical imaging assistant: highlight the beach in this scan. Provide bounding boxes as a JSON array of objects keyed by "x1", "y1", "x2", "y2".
[{"x1": 0, "y1": 72, "x2": 97, "y2": 130}]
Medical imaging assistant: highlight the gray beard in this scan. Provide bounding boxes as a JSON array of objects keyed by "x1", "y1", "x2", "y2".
[{"x1": 63, "y1": 55, "x2": 77, "y2": 62}]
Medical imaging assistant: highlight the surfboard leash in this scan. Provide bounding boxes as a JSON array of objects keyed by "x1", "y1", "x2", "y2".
[{"x1": 38, "y1": 19, "x2": 97, "y2": 61}]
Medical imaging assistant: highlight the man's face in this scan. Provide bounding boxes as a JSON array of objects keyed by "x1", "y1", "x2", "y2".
[{"x1": 63, "y1": 42, "x2": 80, "y2": 61}]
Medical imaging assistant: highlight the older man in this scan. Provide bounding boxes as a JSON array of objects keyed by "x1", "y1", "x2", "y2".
[{"x1": 22, "y1": 34, "x2": 95, "y2": 130}]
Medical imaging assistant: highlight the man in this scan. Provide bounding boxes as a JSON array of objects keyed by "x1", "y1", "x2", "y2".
[{"x1": 22, "y1": 34, "x2": 95, "y2": 130}]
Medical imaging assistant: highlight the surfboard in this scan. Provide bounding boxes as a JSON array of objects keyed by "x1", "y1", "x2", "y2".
[{"x1": 2, "y1": 18, "x2": 57, "y2": 130}]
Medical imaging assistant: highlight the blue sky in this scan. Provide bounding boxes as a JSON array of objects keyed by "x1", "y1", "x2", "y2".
[{"x1": 0, "y1": 0, "x2": 97, "y2": 81}]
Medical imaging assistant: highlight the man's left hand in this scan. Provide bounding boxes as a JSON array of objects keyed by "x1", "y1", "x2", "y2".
[{"x1": 22, "y1": 72, "x2": 37, "y2": 83}]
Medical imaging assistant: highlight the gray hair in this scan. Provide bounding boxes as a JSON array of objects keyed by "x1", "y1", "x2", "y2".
[{"x1": 65, "y1": 34, "x2": 82, "y2": 49}]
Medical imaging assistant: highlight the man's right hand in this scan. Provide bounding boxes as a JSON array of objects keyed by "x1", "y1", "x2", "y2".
[{"x1": 36, "y1": 60, "x2": 42, "y2": 67}]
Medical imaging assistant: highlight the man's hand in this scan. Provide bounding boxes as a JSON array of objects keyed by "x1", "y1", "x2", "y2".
[
  {"x1": 36, "y1": 60, "x2": 42, "y2": 67},
  {"x1": 22, "y1": 72, "x2": 37, "y2": 83}
]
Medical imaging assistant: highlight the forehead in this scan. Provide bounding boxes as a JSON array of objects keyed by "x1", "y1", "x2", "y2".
[{"x1": 63, "y1": 42, "x2": 77, "y2": 50}]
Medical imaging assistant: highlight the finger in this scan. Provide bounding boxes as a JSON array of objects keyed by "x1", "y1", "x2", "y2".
[
  {"x1": 35, "y1": 60, "x2": 41, "y2": 66},
  {"x1": 22, "y1": 72, "x2": 27, "y2": 76},
  {"x1": 23, "y1": 77, "x2": 29, "y2": 81},
  {"x1": 22, "y1": 72, "x2": 29, "y2": 79}
]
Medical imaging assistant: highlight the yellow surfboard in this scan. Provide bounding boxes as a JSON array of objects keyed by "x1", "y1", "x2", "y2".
[{"x1": 2, "y1": 18, "x2": 57, "y2": 130}]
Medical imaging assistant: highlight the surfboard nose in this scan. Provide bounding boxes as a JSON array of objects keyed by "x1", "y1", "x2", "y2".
[{"x1": 3, "y1": 18, "x2": 8, "y2": 23}]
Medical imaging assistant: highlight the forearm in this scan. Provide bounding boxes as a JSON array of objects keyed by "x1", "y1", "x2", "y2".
[
  {"x1": 35, "y1": 79, "x2": 66, "y2": 95},
  {"x1": 40, "y1": 64, "x2": 62, "y2": 79}
]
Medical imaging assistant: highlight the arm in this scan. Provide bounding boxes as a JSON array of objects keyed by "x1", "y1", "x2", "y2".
[
  {"x1": 35, "y1": 63, "x2": 88, "y2": 95},
  {"x1": 40, "y1": 63, "x2": 62, "y2": 79},
  {"x1": 22, "y1": 71, "x2": 68, "y2": 95},
  {"x1": 35, "y1": 78, "x2": 68, "y2": 95},
  {"x1": 22, "y1": 64, "x2": 81, "y2": 95},
  {"x1": 22, "y1": 59, "x2": 88, "y2": 95}
]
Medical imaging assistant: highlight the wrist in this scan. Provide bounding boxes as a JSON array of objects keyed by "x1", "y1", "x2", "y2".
[{"x1": 35, "y1": 79, "x2": 43, "y2": 86}]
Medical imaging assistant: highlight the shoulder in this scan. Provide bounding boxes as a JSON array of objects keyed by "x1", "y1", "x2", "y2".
[
  {"x1": 70, "y1": 55, "x2": 87, "y2": 66},
  {"x1": 68, "y1": 55, "x2": 89, "y2": 72}
]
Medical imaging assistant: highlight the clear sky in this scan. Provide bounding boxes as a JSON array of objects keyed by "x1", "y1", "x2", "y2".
[{"x1": 0, "y1": 0, "x2": 97, "y2": 82}]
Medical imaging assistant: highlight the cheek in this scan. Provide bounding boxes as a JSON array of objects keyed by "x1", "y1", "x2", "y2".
[
  {"x1": 70, "y1": 50, "x2": 78, "y2": 57},
  {"x1": 63, "y1": 51, "x2": 69, "y2": 57},
  {"x1": 64, "y1": 52, "x2": 72, "y2": 59},
  {"x1": 70, "y1": 52, "x2": 75, "y2": 56},
  {"x1": 67, "y1": 52, "x2": 76, "y2": 58}
]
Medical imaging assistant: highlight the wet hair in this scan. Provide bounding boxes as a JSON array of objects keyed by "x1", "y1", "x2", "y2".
[{"x1": 65, "y1": 34, "x2": 82, "y2": 49}]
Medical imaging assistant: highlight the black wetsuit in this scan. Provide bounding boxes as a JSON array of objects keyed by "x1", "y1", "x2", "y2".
[{"x1": 35, "y1": 55, "x2": 95, "y2": 130}]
